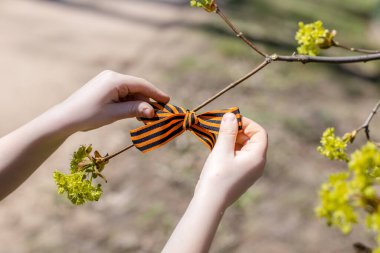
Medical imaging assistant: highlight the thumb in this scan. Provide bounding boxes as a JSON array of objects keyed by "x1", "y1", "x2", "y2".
[
  {"x1": 213, "y1": 113, "x2": 239, "y2": 155},
  {"x1": 106, "y1": 101, "x2": 155, "y2": 120}
]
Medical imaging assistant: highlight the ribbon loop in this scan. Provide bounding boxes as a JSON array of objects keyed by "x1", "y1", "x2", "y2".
[{"x1": 130, "y1": 103, "x2": 243, "y2": 153}]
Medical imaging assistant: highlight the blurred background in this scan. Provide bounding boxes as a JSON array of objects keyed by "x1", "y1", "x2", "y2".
[{"x1": 1, "y1": 0, "x2": 380, "y2": 252}]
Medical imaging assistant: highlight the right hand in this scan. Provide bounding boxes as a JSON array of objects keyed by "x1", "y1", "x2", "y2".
[{"x1": 195, "y1": 113, "x2": 268, "y2": 209}]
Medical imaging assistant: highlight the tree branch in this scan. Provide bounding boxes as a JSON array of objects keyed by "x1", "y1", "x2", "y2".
[
  {"x1": 273, "y1": 53, "x2": 380, "y2": 64},
  {"x1": 101, "y1": 5, "x2": 380, "y2": 161},
  {"x1": 192, "y1": 59, "x2": 270, "y2": 112},
  {"x1": 215, "y1": 7, "x2": 268, "y2": 58}
]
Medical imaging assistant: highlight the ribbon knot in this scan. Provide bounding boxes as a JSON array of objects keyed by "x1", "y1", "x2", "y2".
[
  {"x1": 183, "y1": 110, "x2": 198, "y2": 130},
  {"x1": 130, "y1": 103, "x2": 242, "y2": 153}
]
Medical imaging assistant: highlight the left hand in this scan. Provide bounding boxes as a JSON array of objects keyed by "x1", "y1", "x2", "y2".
[{"x1": 58, "y1": 70, "x2": 170, "y2": 132}]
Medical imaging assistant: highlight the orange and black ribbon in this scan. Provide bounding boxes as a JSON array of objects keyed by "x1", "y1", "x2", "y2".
[{"x1": 130, "y1": 103, "x2": 242, "y2": 153}]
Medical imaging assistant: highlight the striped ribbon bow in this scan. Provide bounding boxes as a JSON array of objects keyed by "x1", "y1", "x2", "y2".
[{"x1": 130, "y1": 103, "x2": 242, "y2": 153}]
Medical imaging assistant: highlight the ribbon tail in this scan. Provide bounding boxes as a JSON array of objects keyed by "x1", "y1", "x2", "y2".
[
  {"x1": 198, "y1": 107, "x2": 243, "y2": 135},
  {"x1": 130, "y1": 115, "x2": 185, "y2": 153},
  {"x1": 190, "y1": 125, "x2": 217, "y2": 150}
]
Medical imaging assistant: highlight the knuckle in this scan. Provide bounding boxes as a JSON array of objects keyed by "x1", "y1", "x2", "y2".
[
  {"x1": 130, "y1": 102, "x2": 141, "y2": 113},
  {"x1": 136, "y1": 77, "x2": 145, "y2": 83},
  {"x1": 137, "y1": 102, "x2": 148, "y2": 112},
  {"x1": 138, "y1": 77, "x2": 153, "y2": 88},
  {"x1": 100, "y1": 69, "x2": 114, "y2": 76},
  {"x1": 100, "y1": 70, "x2": 118, "y2": 80}
]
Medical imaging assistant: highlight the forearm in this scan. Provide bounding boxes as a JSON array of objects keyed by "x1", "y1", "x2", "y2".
[
  {"x1": 0, "y1": 104, "x2": 75, "y2": 200},
  {"x1": 162, "y1": 192, "x2": 226, "y2": 253}
]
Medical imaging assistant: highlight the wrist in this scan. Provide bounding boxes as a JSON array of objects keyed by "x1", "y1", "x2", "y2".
[
  {"x1": 193, "y1": 185, "x2": 228, "y2": 213},
  {"x1": 52, "y1": 101, "x2": 87, "y2": 135},
  {"x1": 33, "y1": 104, "x2": 78, "y2": 140}
]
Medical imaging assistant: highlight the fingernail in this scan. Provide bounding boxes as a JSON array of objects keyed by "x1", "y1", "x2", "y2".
[
  {"x1": 223, "y1": 113, "x2": 236, "y2": 122},
  {"x1": 143, "y1": 108, "x2": 152, "y2": 118}
]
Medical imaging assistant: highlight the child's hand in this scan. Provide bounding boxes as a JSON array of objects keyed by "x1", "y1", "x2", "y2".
[
  {"x1": 59, "y1": 70, "x2": 170, "y2": 132},
  {"x1": 196, "y1": 113, "x2": 268, "y2": 209}
]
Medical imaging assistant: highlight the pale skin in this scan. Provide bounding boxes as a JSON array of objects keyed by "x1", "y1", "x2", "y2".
[
  {"x1": 0, "y1": 70, "x2": 170, "y2": 200},
  {"x1": 0, "y1": 70, "x2": 268, "y2": 252},
  {"x1": 162, "y1": 114, "x2": 268, "y2": 253}
]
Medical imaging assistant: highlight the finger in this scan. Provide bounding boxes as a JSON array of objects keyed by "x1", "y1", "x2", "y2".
[
  {"x1": 240, "y1": 117, "x2": 268, "y2": 153},
  {"x1": 133, "y1": 94, "x2": 150, "y2": 102},
  {"x1": 120, "y1": 94, "x2": 153, "y2": 121},
  {"x1": 120, "y1": 94, "x2": 150, "y2": 103},
  {"x1": 105, "y1": 100, "x2": 155, "y2": 120},
  {"x1": 241, "y1": 117, "x2": 265, "y2": 138},
  {"x1": 117, "y1": 74, "x2": 170, "y2": 103},
  {"x1": 212, "y1": 113, "x2": 239, "y2": 156}
]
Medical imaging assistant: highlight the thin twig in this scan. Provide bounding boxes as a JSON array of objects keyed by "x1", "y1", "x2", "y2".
[
  {"x1": 104, "y1": 144, "x2": 134, "y2": 161},
  {"x1": 355, "y1": 99, "x2": 380, "y2": 141},
  {"x1": 273, "y1": 53, "x2": 380, "y2": 64},
  {"x1": 334, "y1": 41, "x2": 380, "y2": 54},
  {"x1": 215, "y1": 7, "x2": 268, "y2": 58},
  {"x1": 192, "y1": 59, "x2": 270, "y2": 112}
]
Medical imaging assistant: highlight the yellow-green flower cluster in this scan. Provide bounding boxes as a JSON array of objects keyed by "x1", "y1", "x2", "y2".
[
  {"x1": 317, "y1": 134, "x2": 380, "y2": 250},
  {"x1": 190, "y1": 0, "x2": 217, "y2": 12},
  {"x1": 316, "y1": 172, "x2": 357, "y2": 234},
  {"x1": 295, "y1": 20, "x2": 336, "y2": 56},
  {"x1": 351, "y1": 143, "x2": 380, "y2": 249},
  {"x1": 317, "y1": 128, "x2": 349, "y2": 162},
  {"x1": 54, "y1": 171, "x2": 102, "y2": 205},
  {"x1": 349, "y1": 142, "x2": 380, "y2": 184},
  {"x1": 367, "y1": 212, "x2": 380, "y2": 253}
]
